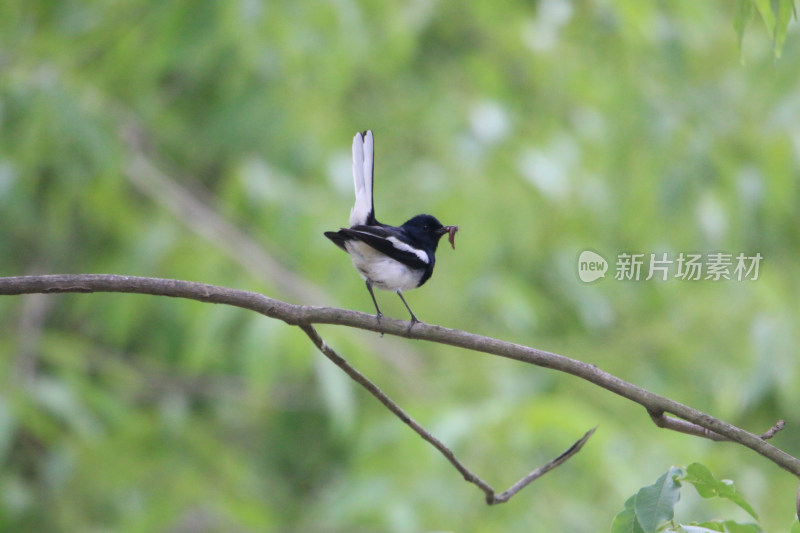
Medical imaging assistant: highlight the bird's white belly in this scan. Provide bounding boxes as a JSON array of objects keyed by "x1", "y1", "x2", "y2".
[{"x1": 345, "y1": 241, "x2": 423, "y2": 291}]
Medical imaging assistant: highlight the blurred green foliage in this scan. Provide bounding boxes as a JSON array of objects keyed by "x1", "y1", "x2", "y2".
[{"x1": 1, "y1": 1, "x2": 799, "y2": 531}]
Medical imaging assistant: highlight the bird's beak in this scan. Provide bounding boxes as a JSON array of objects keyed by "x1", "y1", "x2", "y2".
[{"x1": 438, "y1": 225, "x2": 459, "y2": 249}]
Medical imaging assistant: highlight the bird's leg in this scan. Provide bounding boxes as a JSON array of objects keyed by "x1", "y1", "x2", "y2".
[
  {"x1": 366, "y1": 281, "x2": 383, "y2": 320},
  {"x1": 396, "y1": 290, "x2": 419, "y2": 332}
]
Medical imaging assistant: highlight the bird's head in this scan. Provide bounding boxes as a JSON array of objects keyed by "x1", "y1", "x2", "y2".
[{"x1": 403, "y1": 214, "x2": 459, "y2": 250}]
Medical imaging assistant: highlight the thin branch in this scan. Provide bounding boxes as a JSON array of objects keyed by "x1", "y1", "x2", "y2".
[
  {"x1": 298, "y1": 325, "x2": 497, "y2": 497},
  {"x1": 491, "y1": 427, "x2": 596, "y2": 504},
  {"x1": 122, "y1": 124, "x2": 322, "y2": 304},
  {"x1": 1, "y1": 274, "x2": 799, "y2": 484},
  {"x1": 761, "y1": 420, "x2": 786, "y2": 440},
  {"x1": 299, "y1": 323, "x2": 594, "y2": 503},
  {"x1": 648, "y1": 410, "x2": 785, "y2": 442}
]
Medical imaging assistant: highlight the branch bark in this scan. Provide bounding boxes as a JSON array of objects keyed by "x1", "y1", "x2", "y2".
[{"x1": 2, "y1": 274, "x2": 798, "y2": 497}]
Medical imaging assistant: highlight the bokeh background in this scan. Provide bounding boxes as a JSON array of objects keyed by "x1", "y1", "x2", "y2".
[{"x1": 1, "y1": 1, "x2": 799, "y2": 531}]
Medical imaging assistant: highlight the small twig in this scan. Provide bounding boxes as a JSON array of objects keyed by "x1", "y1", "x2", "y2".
[
  {"x1": 491, "y1": 427, "x2": 597, "y2": 504},
  {"x1": 299, "y1": 323, "x2": 594, "y2": 504},
  {"x1": 760, "y1": 419, "x2": 785, "y2": 440},
  {"x1": 648, "y1": 410, "x2": 786, "y2": 442},
  {"x1": 648, "y1": 410, "x2": 727, "y2": 441}
]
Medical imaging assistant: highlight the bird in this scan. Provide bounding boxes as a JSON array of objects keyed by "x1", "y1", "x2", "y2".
[{"x1": 324, "y1": 130, "x2": 458, "y2": 325}]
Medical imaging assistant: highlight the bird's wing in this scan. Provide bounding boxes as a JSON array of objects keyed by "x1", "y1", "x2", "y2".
[
  {"x1": 349, "y1": 130, "x2": 375, "y2": 226},
  {"x1": 340, "y1": 226, "x2": 430, "y2": 270},
  {"x1": 323, "y1": 230, "x2": 348, "y2": 251}
]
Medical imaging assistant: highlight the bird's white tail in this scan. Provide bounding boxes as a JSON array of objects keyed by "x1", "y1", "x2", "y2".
[{"x1": 349, "y1": 130, "x2": 374, "y2": 226}]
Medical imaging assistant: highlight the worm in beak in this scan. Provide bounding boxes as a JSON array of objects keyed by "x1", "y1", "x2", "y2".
[{"x1": 443, "y1": 225, "x2": 459, "y2": 249}]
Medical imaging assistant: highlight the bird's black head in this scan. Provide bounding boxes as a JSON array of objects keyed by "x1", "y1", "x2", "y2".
[{"x1": 401, "y1": 214, "x2": 458, "y2": 251}]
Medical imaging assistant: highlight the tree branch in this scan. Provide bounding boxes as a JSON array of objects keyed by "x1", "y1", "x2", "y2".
[
  {"x1": 491, "y1": 426, "x2": 596, "y2": 504},
  {"x1": 299, "y1": 323, "x2": 495, "y2": 500},
  {"x1": 299, "y1": 322, "x2": 594, "y2": 504},
  {"x1": 2, "y1": 274, "x2": 799, "y2": 492}
]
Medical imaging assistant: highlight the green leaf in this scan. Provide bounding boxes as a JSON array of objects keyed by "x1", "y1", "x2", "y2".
[
  {"x1": 791, "y1": 518, "x2": 800, "y2": 533},
  {"x1": 722, "y1": 521, "x2": 763, "y2": 533},
  {"x1": 773, "y1": 0, "x2": 795, "y2": 57},
  {"x1": 689, "y1": 521, "x2": 726, "y2": 532},
  {"x1": 753, "y1": 0, "x2": 777, "y2": 36},
  {"x1": 611, "y1": 495, "x2": 646, "y2": 533},
  {"x1": 681, "y1": 463, "x2": 759, "y2": 520},
  {"x1": 634, "y1": 466, "x2": 684, "y2": 533},
  {"x1": 676, "y1": 525, "x2": 726, "y2": 533}
]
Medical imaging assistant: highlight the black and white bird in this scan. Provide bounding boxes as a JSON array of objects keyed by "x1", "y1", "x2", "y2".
[{"x1": 325, "y1": 130, "x2": 458, "y2": 325}]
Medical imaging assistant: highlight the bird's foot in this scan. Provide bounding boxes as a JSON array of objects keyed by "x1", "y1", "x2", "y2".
[
  {"x1": 405, "y1": 316, "x2": 419, "y2": 336},
  {"x1": 375, "y1": 312, "x2": 384, "y2": 336}
]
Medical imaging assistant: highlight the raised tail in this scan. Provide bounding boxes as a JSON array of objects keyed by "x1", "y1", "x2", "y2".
[{"x1": 349, "y1": 130, "x2": 375, "y2": 226}]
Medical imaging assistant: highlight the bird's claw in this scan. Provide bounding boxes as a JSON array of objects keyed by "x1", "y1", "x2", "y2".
[{"x1": 375, "y1": 312, "x2": 384, "y2": 336}]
